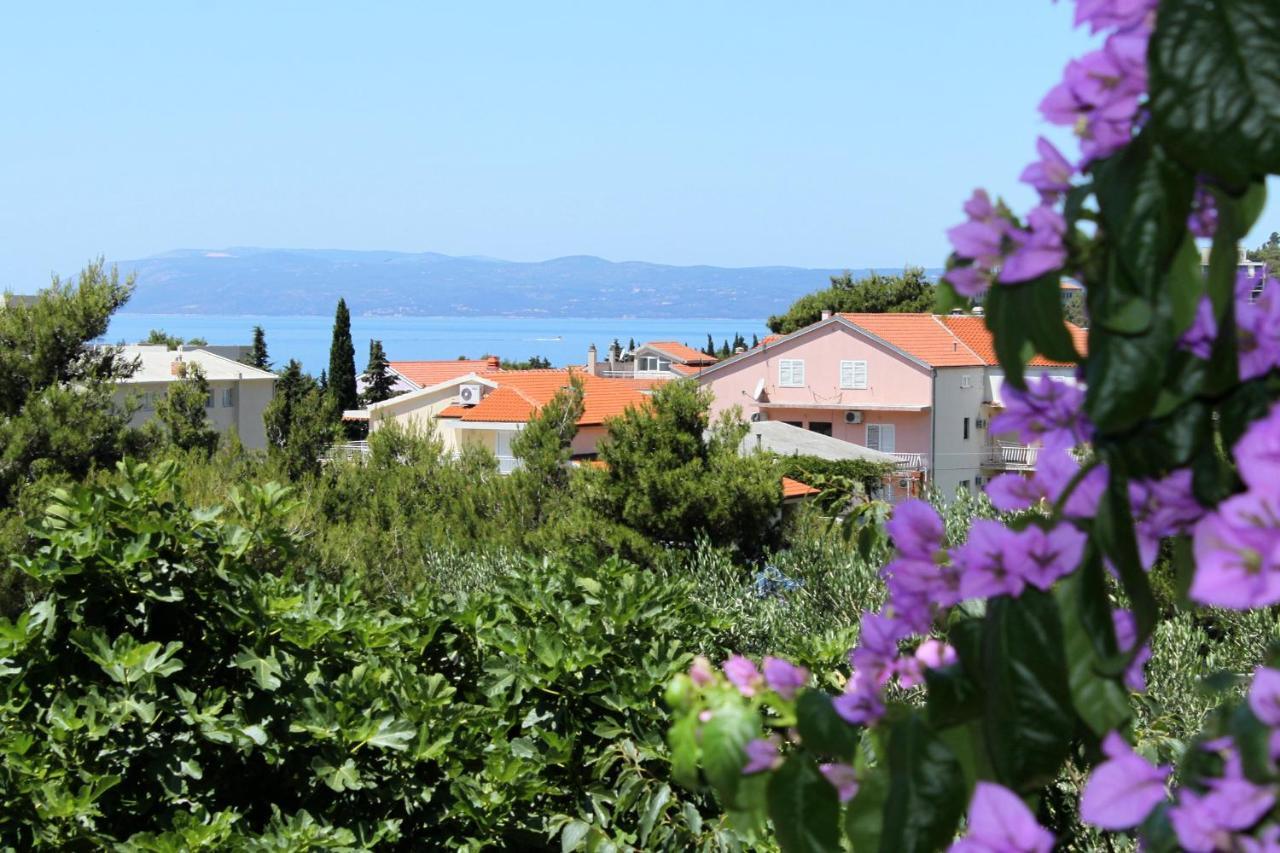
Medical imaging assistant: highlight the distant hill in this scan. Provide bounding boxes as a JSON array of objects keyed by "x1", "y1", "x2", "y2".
[{"x1": 113, "y1": 247, "x2": 938, "y2": 318}]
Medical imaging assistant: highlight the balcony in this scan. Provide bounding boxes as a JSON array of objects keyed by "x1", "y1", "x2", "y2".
[
  {"x1": 892, "y1": 452, "x2": 926, "y2": 470},
  {"x1": 984, "y1": 441, "x2": 1039, "y2": 470},
  {"x1": 322, "y1": 440, "x2": 370, "y2": 463}
]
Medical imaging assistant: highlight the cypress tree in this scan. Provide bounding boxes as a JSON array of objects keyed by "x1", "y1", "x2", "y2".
[
  {"x1": 628, "y1": 337, "x2": 636, "y2": 352},
  {"x1": 245, "y1": 325, "x2": 270, "y2": 369},
  {"x1": 327, "y1": 299, "x2": 357, "y2": 412},
  {"x1": 705, "y1": 334, "x2": 716, "y2": 357},
  {"x1": 718, "y1": 339, "x2": 730, "y2": 359},
  {"x1": 362, "y1": 339, "x2": 396, "y2": 405},
  {"x1": 751, "y1": 333, "x2": 759, "y2": 348}
]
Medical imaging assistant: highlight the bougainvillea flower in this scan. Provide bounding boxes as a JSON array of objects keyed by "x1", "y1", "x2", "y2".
[
  {"x1": 990, "y1": 375, "x2": 1089, "y2": 450},
  {"x1": 1235, "y1": 404, "x2": 1280, "y2": 496},
  {"x1": 1073, "y1": 0, "x2": 1157, "y2": 34},
  {"x1": 723, "y1": 655, "x2": 763, "y2": 697},
  {"x1": 885, "y1": 499, "x2": 945, "y2": 561},
  {"x1": 1249, "y1": 667, "x2": 1280, "y2": 726},
  {"x1": 1112, "y1": 609, "x2": 1151, "y2": 692},
  {"x1": 985, "y1": 472, "x2": 1047, "y2": 513},
  {"x1": 1178, "y1": 296, "x2": 1217, "y2": 359},
  {"x1": 1031, "y1": 446, "x2": 1107, "y2": 520},
  {"x1": 999, "y1": 205, "x2": 1068, "y2": 283},
  {"x1": 1129, "y1": 469, "x2": 1207, "y2": 570},
  {"x1": 819, "y1": 763, "x2": 859, "y2": 803},
  {"x1": 945, "y1": 264, "x2": 994, "y2": 298},
  {"x1": 762, "y1": 656, "x2": 809, "y2": 700},
  {"x1": 1239, "y1": 282, "x2": 1280, "y2": 381},
  {"x1": 832, "y1": 670, "x2": 885, "y2": 726},
  {"x1": 1170, "y1": 747, "x2": 1276, "y2": 851},
  {"x1": 949, "y1": 782, "x2": 1054, "y2": 852},
  {"x1": 689, "y1": 655, "x2": 714, "y2": 687},
  {"x1": 1191, "y1": 492, "x2": 1280, "y2": 609},
  {"x1": 1080, "y1": 731, "x2": 1169, "y2": 829},
  {"x1": 741, "y1": 737, "x2": 782, "y2": 775},
  {"x1": 1015, "y1": 522, "x2": 1087, "y2": 590},
  {"x1": 955, "y1": 520, "x2": 1024, "y2": 600},
  {"x1": 915, "y1": 638, "x2": 958, "y2": 670},
  {"x1": 1020, "y1": 137, "x2": 1075, "y2": 199},
  {"x1": 1188, "y1": 183, "x2": 1220, "y2": 239}
]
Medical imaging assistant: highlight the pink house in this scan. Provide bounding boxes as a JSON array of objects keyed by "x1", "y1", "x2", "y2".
[{"x1": 695, "y1": 312, "x2": 1086, "y2": 496}]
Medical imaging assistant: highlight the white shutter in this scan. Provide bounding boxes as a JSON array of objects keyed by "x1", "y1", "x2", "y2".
[
  {"x1": 866, "y1": 424, "x2": 881, "y2": 450},
  {"x1": 779, "y1": 361, "x2": 791, "y2": 386},
  {"x1": 852, "y1": 360, "x2": 868, "y2": 389},
  {"x1": 866, "y1": 424, "x2": 896, "y2": 453},
  {"x1": 792, "y1": 359, "x2": 804, "y2": 386},
  {"x1": 840, "y1": 360, "x2": 854, "y2": 388},
  {"x1": 779, "y1": 359, "x2": 804, "y2": 387}
]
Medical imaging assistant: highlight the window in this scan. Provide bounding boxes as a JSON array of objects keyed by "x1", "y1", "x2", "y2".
[
  {"x1": 205, "y1": 392, "x2": 215, "y2": 409},
  {"x1": 963, "y1": 417, "x2": 970, "y2": 440},
  {"x1": 637, "y1": 355, "x2": 671, "y2": 372},
  {"x1": 808, "y1": 421, "x2": 833, "y2": 437},
  {"x1": 960, "y1": 480, "x2": 972, "y2": 492},
  {"x1": 960, "y1": 374, "x2": 973, "y2": 389},
  {"x1": 783, "y1": 420, "x2": 803, "y2": 428},
  {"x1": 840, "y1": 359, "x2": 868, "y2": 390},
  {"x1": 866, "y1": 423, "x2": 896, "y2": 453},
  {"x1": 222, "y1": 388, "x2": 235, "y2": 408},
  {"x1": 778, "y1": 359, "x2": 805, "y2": 387}
]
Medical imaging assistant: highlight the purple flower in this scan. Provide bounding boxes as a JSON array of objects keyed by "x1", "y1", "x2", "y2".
[
  {"x1": 955, "y1": 519, "x2": 1025, "y2": 600},
  {"x1": 1170, "y1": 747, "x2": 1276, "y2": 852},
  {"x1": 1239, "y1": 278, "x2": 1280, "y2": 381},
  {"x1": 1129, "y1": 469, "x2": 1206, "y2": 569},
  {"x1": 1241, "y1": 825, "x2": 1280, "y2": 853},
  {"x1": 1179, "y1": 297, "x2": 1218, "y2": 359},
  {"x1": 819, "y1": 762, "x2": 859, "y2": 803},
  {"x1": 742, "y1": 737, "x2": 781, "y2": 775},
  {"x1": 762, "y1": 656, "x2": 809, "y2": 700},
  {"x1": 1188, "y1": 183, "x2": 1219, "y2": 239},
  {"x1": 949, "y1": 781, "x2": 1054, "y2": 853},
  {"x1": 1191, "y1": 492, "x2": 1280, "y2": 609},
  {"x1": 915, "y1": 638, "x2": 958, "y2": 670},
  {"x1": 1236, "y1": 403, "x2": 1280, "y2": 496},
  {"x1": 1034, "y1": 446, "x2": 1107, "y2": 519},
  {"x1": 886, "y1": 499, "x2": 945, "y2": 561},
  {"x1": 990, "y1": 375, "x2": 1089, "y2": 450},
  {"x1": 985, "y1": 472, "x2": 1047, "y2": 513},
  {"x1": 1020, "y1": 137, "x2": 1075, "y2": 199},
  {"x1": 945, "y1": 265, "x2": 994, "y2": 298},
  {"x1": 1039, "y1": 38, "x2": 1148, "y2": 162},
  {"x1": 1112, "y1": 608, "x2": 1151, "y2": 692},
  {"x1": 1080, "y1": 731, "x2": 1169, "y2": 829},
  {"x1": 1249, "y1": 667, "x2": 1280, "y2": 726},
  {"x1": 851, "y1": 610, "x2": 910, "y2": 687},
  {"x1": 1073, "y1": 0, "x2": 1157, "y2": 34},
  {"x1": 1015, "y1": 522, "x2": 1087, "y2": 590},
  {"x1": 723, "y1": 655, "x2": 763, "y2": 697},
  {"x1": 833, "y1": 670, "x2": 885, "y2": 726},
  {"x1": 689, "y1": 655, "x2": 714, "y2": 687},
  {"x1": 999, "y1": 206, "x2": 1068, "y2": 284}
]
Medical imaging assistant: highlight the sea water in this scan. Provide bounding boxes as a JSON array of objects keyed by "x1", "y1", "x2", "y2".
[{"x1": 105, "y1": 314, "x2": 769, "y2": 374}]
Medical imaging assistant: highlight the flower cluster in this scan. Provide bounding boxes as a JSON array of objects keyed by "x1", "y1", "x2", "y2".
[{"x1": 1179, "y1": 273, "x2": 1280, "y2": 381}]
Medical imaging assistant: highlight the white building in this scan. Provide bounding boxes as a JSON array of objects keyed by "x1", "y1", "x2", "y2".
[{"x1": 112, "y1": 345, "x2": 277, "y2": 449}]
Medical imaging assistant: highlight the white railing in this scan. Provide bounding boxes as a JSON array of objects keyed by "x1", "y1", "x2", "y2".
[
  {"x1": 323, "y1": 441, "x2": 370, "y2": 462},
  {"x1": 495, "y1": 455, "x2": 521, "y2": 475},
  {"x1": 985, "y1": 442, "x2": 1039, "y2": 469},
  {"x1": 892, "y1": 452, "x2": 926, "y2": 470}
]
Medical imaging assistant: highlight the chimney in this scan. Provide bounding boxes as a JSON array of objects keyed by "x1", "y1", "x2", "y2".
[
  {"x1": 486, "y1": 355, "x2": 500, "y2": 371},
  {"x1": 820, "y1": 309, "x2": 833, "y2": 321},
  {"x1": 972, "y1": 305, "x2": 985, "y2": 316},
  {"x1": 586, "y1": 343, "x2": 598, "y2": 375},
  {"x1": 734, "y1": 346, "x2": 746, "y2": 354},
  {"x1": 170, "y1": 355, "x2": 185, "y2": 377}
]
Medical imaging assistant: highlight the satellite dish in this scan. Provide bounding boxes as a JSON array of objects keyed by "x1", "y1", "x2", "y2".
[{"x1": 751, "y1": 378, "x2": 766, "y2": 400}]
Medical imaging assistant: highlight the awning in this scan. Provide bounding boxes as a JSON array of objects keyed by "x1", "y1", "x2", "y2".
[{"x1": 758, "y1": 402, "x2": 930, "y2": 412}]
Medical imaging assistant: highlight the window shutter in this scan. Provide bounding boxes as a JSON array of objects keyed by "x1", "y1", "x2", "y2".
[
  {"x1": 792, "y1": 360, "x2": 805, "y2": 386},
  {"x1": 881, "y1": 425, "x2": 896, "y2": 453},
  {"x1": 853, "y1": 360, "x2": 868, "y2": 389},
  {"x1": 840, "y1": 360, "x2": 854, "y2": 388},
  {"x1": 866, "y1": 424, "x2": 881, "y2": 450},
  {"x1": 779, "y1": 361, "x2": 791, "y2": 386}
]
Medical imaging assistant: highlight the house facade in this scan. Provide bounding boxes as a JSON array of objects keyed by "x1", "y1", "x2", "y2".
[
  {"x1": 366, "y1": 369, "x2": 648, "y2": 472},
  {"x1": 587, "y1": 340, "x2": 718, "y2": 380},
  {"x1": 112, "y1": 345, "x2": 277, "y2": 449},
  {"x1": 696, "y1": 312, "x2": 1085, "y2": 496}
]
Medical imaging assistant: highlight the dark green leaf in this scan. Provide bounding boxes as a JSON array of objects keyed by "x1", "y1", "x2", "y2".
[
  {"x1": 795, "y1": 690, "x2": 858, "y2": 759},
  {"x1": 880, "y1": 714, "x2": 966, "y2": 853},
  {"x1": 701, "y1": 701, "x2": 758, "y2": 808},
  {"x1": 1055, "y1": 562, "x2": 1131, "y2": 737},
  {"x1": 1094, "y1": 477, "x2": 1159, "y2": 638},
  {"x1": 1149, "y1": 0, "x2": 1280, "y2": 185},
  {"x1": 843, "y1": 764, "x2": 888, "y2": 852},
  {"x1": 767, "y1": 753, "x2": 840, "y2": 853},
  {"x1": 980, "y1": 590, "x2": 1076, "y2": 790}
]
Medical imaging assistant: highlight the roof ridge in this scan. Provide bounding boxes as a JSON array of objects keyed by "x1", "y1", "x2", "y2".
[{"x1": 934, "y1": 315, "x2": 988, "y2": 364}]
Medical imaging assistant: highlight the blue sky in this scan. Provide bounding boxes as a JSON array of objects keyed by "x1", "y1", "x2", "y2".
[{"x1": 2, "y1": 1, "x2": 1277, "y2": 289}]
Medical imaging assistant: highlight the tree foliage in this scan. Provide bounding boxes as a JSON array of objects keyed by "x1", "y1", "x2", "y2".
[
  {"x1": 263, "y1": 361, "x2": 338, "y2": 480},
  {"x1": 1249, "y1": 231, "x2": 1280, "y2": 276},
  {"x1": 359, "y1": 339, "x2": 396, "y2": 405},
  {"x1": 243, "y1": 325, "x2": 270, "y2": 370},
  {"x1": 154, "y1": 363, "x2": 219, "y2": 456},
  {"x1": 766, "y1": 268, "x2": 936, "y2": 334},
  {"x1": 327, "y1": 298, "x2": 357, "y2": 414}
]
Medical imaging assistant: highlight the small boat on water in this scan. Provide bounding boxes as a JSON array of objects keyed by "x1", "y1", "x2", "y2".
[{"x1": 533, "y1": 335, "x2": 563, "y2": 342}]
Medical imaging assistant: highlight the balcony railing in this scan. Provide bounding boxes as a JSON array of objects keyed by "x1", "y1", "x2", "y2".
[
  {"x1": 985, "y1": 442, "x2": 1039, "y2": 469},
  {"x1": 892, "y1": 452, "x2": 926, "y2": 470},
  {"x1": 322, "y1": 440, "x2": 370, "y2": 462},
  {"x1": 495, "y1": 455, "x2": 521, "y2": 475}
]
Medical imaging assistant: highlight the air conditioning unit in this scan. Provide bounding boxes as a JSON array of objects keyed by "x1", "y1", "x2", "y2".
[
  {"x1": 897, "y1": 478, "x2": 910, "y2": 489},
  {"x1": 750, "y1": 412, "x2": 765, "y2": 422},
  {"x1": 458, "y1": 383, "x2": 483, "y2": 405},
  {"x1": 975, "y1": 418, "x2": 988, "y2": 429},
  {"x1": 844, "y1": 410, "x2": 863, "y2": 424}
]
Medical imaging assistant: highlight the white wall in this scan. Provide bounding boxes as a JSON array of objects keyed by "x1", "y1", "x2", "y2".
[
  {"x1": 930, "y1": 367, "x2": 988, "y2": 497},
  {"x1": 115, "y1": 377, "x2": 275, "y2": 450}
]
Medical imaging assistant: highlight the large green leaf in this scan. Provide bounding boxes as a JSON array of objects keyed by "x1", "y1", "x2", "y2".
[
  {"x1": 1055, "y1": 562, "x2": 1132, "y2": 737},
  {"x1": 795, "y1": 690, "x2": 858, "y2": 760},
  {"x1": 1149, "y1": 0, "x2": 1280, "y2": 185},
  {"x1": 980, "y1": 591, "x2": 1076, "y2": 790},
  {"x1": 843, "y1": 764, "x2": 888, "y2": 852},
  {"x1": 1094, "y1": 477, "x2": 1159, "y2": 637},
  {"x1": 700, "y1": 701, "x2": 758, "y2": 808},
  {"x1": 766, "y1": 753, "x2": 840, "y2": 853},
  {"x1": 1084, "y1": 291, "x2": 1175, "y2": 433},
  {"x1": 984, "y1": 274, "x2": 1079, "y2": 390},
  {"x1": 879, "y1": 714, "x2": 966, "y2": 853}
]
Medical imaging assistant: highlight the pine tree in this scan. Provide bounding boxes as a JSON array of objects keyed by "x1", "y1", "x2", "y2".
[
  {"x1": 155, "y1": 364, "x2": 219, "y2": 456},
  {"x1": 361, "y1": 339, "x2": 396, "y2": 405},
  {"x1": 608, "y1": 338, "x2": 622, "y2": 361},
  {"x1": 327, "y1": 299, "x2": 357, "y2": 413},
  {"x1": 705, "y1": 334, "x2": 716, "y2": 357},
  {"x1": 244, "y1": 325, "x2": 270, "y2": 369}
]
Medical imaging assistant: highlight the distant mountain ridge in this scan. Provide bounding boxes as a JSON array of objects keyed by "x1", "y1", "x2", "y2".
[{"x1": 114, "y1": 247, "x2": 939, "y2": 318}]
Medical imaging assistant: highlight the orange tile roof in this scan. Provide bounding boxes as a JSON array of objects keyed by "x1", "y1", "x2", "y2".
[
  {"x1": 454, "y1": 370, "x2": 647, "y2": 425},
  {"x1": 670, "y1": 363, "x2": 704, "y2": 376},
  {"x1": 645, "y1": 341, "x2": 719, "y2": 365},
  {"x1": 939, "y1": 315, "x2": 1086, "y2": 367},
  {"x1": 836, "y1": 313, "x2": 1085, "y2": 369},
  {"x1": 390, "y1": 359, "x2": 498, "y2": 388},
  {"x1": 782, "y1": 477, "x2": 820, "y2": 499},
  {"x1": 838, "y1": 314, "x2": 985, "y2": 367}
]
